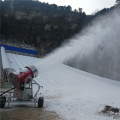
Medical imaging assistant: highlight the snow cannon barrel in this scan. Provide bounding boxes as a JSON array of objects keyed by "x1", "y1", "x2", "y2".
[{"x1": 9, "y1": 65, "x2": 38, "y2": 89}]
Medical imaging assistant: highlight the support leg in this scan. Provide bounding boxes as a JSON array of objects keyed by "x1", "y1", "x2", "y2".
[{"x1": 7, "y1": 92, "x2": 11, "y2": 108}]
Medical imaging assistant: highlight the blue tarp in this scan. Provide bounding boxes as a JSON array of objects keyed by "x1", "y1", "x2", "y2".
[{"x1": 0, "y1": 44, "x2": 37, "y2": 55}]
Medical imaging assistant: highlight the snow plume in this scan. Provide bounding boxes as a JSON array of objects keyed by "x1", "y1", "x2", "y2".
[
  {"x1": 66, "y1": 8, "x2": 120, "y2": 81},
  {"x1": 35, "y1": 6, "x2": 120, "y2": 79}
]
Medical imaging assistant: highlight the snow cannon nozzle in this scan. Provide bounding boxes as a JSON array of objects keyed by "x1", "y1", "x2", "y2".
[{"x1": 9, "y1": 65, "x2": 38, "y2": 89}]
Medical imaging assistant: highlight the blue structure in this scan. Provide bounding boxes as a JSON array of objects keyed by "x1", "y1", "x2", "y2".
[{"x1": 0, "y1": 44, "x2": 37, "y2": 55}]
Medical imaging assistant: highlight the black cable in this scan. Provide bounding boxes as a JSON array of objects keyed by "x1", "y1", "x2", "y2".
[{"x1": 0, "y1": 87, "x2": 15, "y2": 96}]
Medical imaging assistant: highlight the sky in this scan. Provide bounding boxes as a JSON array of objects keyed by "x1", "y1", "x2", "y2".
[{"x1": 39, "y1": 0, "x2": 115, "y2": 14}]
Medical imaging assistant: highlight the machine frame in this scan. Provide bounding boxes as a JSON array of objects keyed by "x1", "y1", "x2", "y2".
[{"x1": 0, "y1": 76, "x2": 44, "y2": 108}]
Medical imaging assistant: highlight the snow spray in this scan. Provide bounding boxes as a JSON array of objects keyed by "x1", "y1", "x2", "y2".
[{"x1": 34, "y1": 7, "x2": 120, "y2": 76}]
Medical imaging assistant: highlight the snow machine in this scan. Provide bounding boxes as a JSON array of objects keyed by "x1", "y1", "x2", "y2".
[{"x1": 0, "y1": 65, "x2": 44, "y2": 108}]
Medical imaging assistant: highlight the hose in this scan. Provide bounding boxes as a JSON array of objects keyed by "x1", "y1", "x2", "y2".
[{"x1": 0, "y1": 87, "x2": 15, "y2": 96}]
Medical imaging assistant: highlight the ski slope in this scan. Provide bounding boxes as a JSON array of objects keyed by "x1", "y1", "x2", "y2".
[{"x1": 1, "y1": 47, "x2": 120, "y2": 120}]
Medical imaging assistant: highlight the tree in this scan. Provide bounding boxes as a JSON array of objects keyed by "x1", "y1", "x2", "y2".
[
  {"x1": 52, "y1": 4, "x2": 58, "y2": 11},
  {"x1": 66, "y1": 5, "x2": 72, "y2": 12},
  {"x1": 74, "y1": 9, "x2": 77, "y2": 12},
  {"x1": 78, "y1": 8, "x2": 82, "y2": 13},
  {"x1": 91, "y1": 9, "x2": 99, "y2": 15},
  {"x1": 116, "y1": 0, "x2": 120, "y2": 4},
  {"x1": 59, "y1": 6, "x2": 64, "y2": 11}
]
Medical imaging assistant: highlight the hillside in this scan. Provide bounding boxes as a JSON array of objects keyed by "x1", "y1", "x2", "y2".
[
  {"x1": 1, "y1": 1, "x2": 87, "y2": 56},
  {"x1": 1, "y1": 1, "x2": 118, "y2": 56},
  {"x1": 1, "y1": 1, "x2": 120, "y2": 81}
]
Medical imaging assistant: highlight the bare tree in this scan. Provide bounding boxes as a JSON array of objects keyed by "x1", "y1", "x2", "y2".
[
  {"x1": 116, "y1": 0, "x2": 120, "y2": 4},
  {"x1": 78, "y1": 8, "x2": 82, "y2": 13},
  {"x1": 91, "y1": 9, "x2": 99, "y2": 15}
]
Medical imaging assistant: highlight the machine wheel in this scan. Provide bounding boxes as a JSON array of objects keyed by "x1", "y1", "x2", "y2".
[
  {"x1": 0, "y1": 96, "x2": 6, "y2": 108},
  {"x1": 38, "y1": 97, "x2": 44, "y2": 108}
]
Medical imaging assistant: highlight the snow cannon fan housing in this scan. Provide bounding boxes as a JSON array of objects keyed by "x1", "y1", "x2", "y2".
[{"x1": 9, "y1": 65, "x2": 38, "y2": 89}]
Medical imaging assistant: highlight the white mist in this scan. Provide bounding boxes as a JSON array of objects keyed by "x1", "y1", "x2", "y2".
[{"x1": 34, "y1": 7, "x2": 120, "y2": 75}]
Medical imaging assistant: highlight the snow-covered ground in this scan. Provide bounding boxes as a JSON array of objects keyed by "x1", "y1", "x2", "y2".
[
  {"x1": 35, "y1": 64, "x2": 120, "y2": 120},
  {"x1": 1, "y1": 47, "x2": 120, "y2": 120}
]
